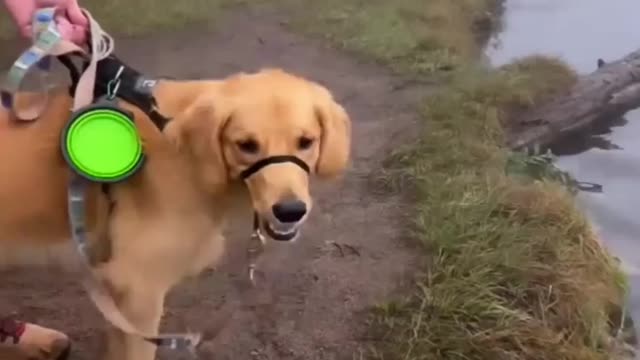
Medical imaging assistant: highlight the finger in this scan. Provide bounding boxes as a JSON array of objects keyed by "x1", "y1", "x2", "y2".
[
  {"x1": 35, "y1": 0, "x2": 63, "y2": 7},
  {"x1": 35, "y1": 0, "x2": 87, "y2": 26},
  {"x1": 54, "y1": 15, "x2": 73, "y2": 38},
  {"x1": 64, "y1": 0, "x2": 88, "y2": 26},
  {"x1": 55, "y1": 15, "x2": 87, "y2": 45},
  {"x1": 68, "y1": 25, "x2": 88, "y2": 45}
]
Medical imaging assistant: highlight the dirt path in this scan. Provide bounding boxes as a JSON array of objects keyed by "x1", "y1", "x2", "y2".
[{"x1": 0, "y1": 6, "x2": 424, "y2": 359}]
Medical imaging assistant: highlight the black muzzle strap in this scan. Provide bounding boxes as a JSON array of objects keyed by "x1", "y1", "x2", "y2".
[{"x1": 240, "y1": 155, "x2": 310, "y2": 180}]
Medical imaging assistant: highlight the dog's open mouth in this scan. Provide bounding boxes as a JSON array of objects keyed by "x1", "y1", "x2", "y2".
[{"x1": 262, "y1": 219, "x2": 299, "y2": 242}]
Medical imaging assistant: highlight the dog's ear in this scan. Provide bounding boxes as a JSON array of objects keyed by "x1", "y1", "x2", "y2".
[
  {"x1": 313, "y1": 85, "x2": 352, "y2": 178},
  {"x1": 164, "y1": 94, "x2": 232, "y2": 190}
]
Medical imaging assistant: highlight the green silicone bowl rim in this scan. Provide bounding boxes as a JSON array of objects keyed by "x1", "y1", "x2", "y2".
[{"x1": 63, "y1": 107, "x2": 144, "y2": 183}]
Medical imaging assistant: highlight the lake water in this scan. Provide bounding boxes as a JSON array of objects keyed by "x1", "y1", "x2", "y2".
[{"x1": 488, "y1": 0, "x2": 640, "y2": 342}]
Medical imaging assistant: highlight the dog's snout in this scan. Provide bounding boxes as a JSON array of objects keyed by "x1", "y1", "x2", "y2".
[{"x1": 272, "y1": 200, "x2": 307, "y2": 223}]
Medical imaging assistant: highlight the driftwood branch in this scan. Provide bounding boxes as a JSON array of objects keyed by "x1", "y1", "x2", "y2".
[{"x1": 508, "y1": 48, "x2": 640, "y2": 150}]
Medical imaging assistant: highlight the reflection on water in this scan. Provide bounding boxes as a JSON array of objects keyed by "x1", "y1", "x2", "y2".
[{"x1": 489, "y1": 0, "x2": 640, "y2": 343}]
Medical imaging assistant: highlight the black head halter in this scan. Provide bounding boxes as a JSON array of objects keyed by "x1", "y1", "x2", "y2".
[
  {"x1": 241, "y1": 155, "x2": 311, "y2": 242},
  {"x1": 240, "y1": 155, "x2": 310, "y2": 180}
]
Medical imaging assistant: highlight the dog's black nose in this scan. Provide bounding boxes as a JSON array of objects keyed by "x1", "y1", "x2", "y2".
[{"x1": 272, "y1": 200, "x2": 307, "y2": 223}]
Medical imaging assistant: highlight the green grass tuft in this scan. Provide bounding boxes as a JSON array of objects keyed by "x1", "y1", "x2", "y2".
[
  {"x1": 278, "y1": 0, "x2": 503, "y2": 75},
  {"x1": 0, "y1": 0, "x2": 233, "y2": 40}
]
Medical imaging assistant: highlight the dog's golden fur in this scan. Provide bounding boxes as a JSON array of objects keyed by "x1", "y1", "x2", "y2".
[{"x1": 0, "y1": 68, "x2": 351, "y2": 360}]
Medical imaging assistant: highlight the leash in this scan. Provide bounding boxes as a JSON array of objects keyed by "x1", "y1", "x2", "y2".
[
  {"x1": 2, "y1": 7, "x2": 314, "y2": 353},
  {"x1": 59, "y1": 37, "x2": 312, "y2": 355},
  {"x1": 62, "y1": 11, "x2": 202, "y2": 353},
  {"x1": 196, "y1": 156, "x2": 312, "y2": 349},
  {"x1": 248, "y1": 213, "x2": 267, "y2": 285},
  {"x1": 1, "y1": 8, "x2": 108, "y2": 120},
  {"x1": 2, "y1": 7, "x2": 201, "y2": 353}
]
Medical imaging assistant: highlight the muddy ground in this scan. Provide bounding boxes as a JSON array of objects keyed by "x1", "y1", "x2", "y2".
[{"x1": 0, "y1": 6, "x2": 425, "y2": 360}]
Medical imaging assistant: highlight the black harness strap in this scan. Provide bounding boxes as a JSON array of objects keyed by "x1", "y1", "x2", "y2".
[
  {"x1": 59, "y1": 54, "x2": 170, "y2": 130},
  {"x1": 57, "y1": 54, "x2": 81, "y2": 90}
]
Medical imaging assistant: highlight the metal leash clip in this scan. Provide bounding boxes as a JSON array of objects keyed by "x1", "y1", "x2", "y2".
[
  {"x1": 247, "y1": 213, "x2": 266, "y2": 286},
  {"x1": 106, "y1": 66, "x2": 124, "y2": 100},
  {"x1": 144, "y1": 332, "x2": 202, "y2": 357}
]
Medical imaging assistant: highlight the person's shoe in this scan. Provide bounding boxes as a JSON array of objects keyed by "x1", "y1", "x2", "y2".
[{"x1": 0, "y1": 317, "x2": 70, "y2": 360}]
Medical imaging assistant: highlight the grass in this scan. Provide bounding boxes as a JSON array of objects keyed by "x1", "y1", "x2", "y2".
[
  {"x1": 278, "y1": 0, "x2": 629, "y2": 359},
  {"x1": 499, "y1": 55, "x2": 579, "y2": 134},
  {"x1": 0, "y1": 0, "x2": 628, "y2": 358},
  {"x1": 277, "y1": 0, "x2": 502, "y2": 75},
  {"x1": 0, "y1": 0, "x2": 233, "y2": 40},
  {"x1": 369, "y1": 59, "x2": 626, "y2": 359}
]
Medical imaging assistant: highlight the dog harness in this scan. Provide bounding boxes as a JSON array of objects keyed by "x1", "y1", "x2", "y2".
[
  {"x1": 62, "y1": 54, "x2": 314, "y2": 352},
  {"x1": 2, "y1": 8, "x2": 314, "y2": 355},
  {"x1": 2, "y1": 8, "x2": 200, "y2": 353}
]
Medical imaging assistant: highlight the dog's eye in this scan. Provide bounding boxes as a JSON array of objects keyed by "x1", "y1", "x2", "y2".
[
  {"x1": 298, "y1": 136, "x2": 314, "y2": 150},
  {"x1": 237, "y1": 139, "x2": 259, "y2": 154}
]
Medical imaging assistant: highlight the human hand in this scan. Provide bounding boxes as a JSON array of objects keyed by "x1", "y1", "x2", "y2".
[{"x1": 3, "y1": 0, "x2": 88, "y2": 46}]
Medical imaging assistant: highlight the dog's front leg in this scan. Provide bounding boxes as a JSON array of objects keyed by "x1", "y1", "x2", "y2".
[{"x1": 99, "y1": 266, "x2": 168, "y2": 360}]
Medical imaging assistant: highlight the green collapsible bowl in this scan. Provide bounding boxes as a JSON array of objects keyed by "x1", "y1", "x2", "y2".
[{"x1": 61, "y1": 102, "x2": 144, "y2": 183}]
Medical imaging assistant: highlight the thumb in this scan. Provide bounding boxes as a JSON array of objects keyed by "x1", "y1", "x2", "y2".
[
  {"x1": 54, "y1": 15, "x2": 87, "y2": 45},
  {"x1": 54, "y1": 15, "x2": 73, "y2": 36}
]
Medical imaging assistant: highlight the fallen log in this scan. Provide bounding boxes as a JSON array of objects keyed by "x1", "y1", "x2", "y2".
[{"x1": 507, "y1": 48, "x2": 640, "y2": 150}]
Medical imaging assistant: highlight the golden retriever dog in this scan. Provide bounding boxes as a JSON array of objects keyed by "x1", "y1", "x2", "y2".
[{"x1": 0, "y1": 68, "x2": 351, "y2": 360}]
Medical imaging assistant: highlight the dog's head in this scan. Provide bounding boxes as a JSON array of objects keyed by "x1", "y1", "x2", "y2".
[{"x1": 165, "y1": 69, "x2": 351, "y2": 241}]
